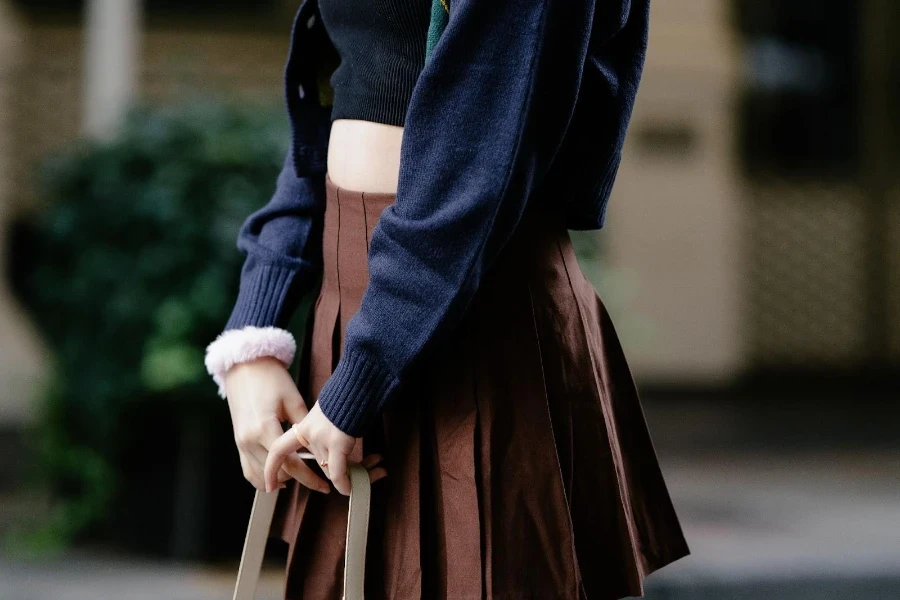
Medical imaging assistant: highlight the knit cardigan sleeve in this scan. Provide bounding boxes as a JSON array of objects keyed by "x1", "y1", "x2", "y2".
[
  {"x1": 315, "y1": 0, "x2": 625, "y2": 435},
  {"x1": 224, "y1": 146, "x2": 326, "y2": 332}
]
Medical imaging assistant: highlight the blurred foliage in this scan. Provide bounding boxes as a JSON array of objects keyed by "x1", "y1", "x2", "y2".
[
  {"x1": 571, "y1": 230, "x2": 653, "y2": 354},
  {"x1": 13, "y1": 99, "x2": 289, "y2": 550}
]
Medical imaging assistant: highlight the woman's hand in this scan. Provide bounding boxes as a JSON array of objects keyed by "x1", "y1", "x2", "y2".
[
  {"x1": 264, "y1": 403, "x2": 387, "y2": 495},
  {"x1": 224, "y1": 356, "x2": 331, "y2": 494}
]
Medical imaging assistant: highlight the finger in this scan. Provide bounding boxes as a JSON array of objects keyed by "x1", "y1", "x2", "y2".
[
  {"x1": 280, "y1": 448, "x2": 318, "y2": 483},
  {"x1": 250, "y1": 453, "x2": 289, "y2": 489},
  {"x1": 258, "y1": 441, "x2": 326, "y2": 491},
  {"x1": 361, "y1": 453, "x2": 384, "y2": 470},
  {"x1": 361, "y1": 454, "x2": 387, "y2": 484},
  {"x1": 368, "y1": 466, "x2": 388, "y2": 484},
  {"x1": 283, "y1": 458, "x2": 331, "y2": 494},
  {"x1": 259, "y1": 417, "x2": 289, "y2": 452},
  {"x1": 281, "y1": 389, "x2": 309, "y2": 425},
  {"x1": 302, "y1": 437, "x2": 328, "y2": 477},
  {"x1": 248, "y1": 443, "x2": 275, "y2": 486},
  {"x1": 280, "y1": 432, "x2": 331, "y2": 494},
  {"x1": 292, "y1": 422, "x2": 310, "y2": 449},
  {"x1": 327, "y1": 450, "x2": 351, "y2": 496},
  {"x1": 240, "y1": 451, "x2": 266, "y2": 491},
  {"x1": 238, "y1": 452, "x2": 256, "y2": 488},
  {"x1": 264, "y1": 428, "x2": 305, "y2": 492},
  {"x1": 291, "y1": 424, "x2": 321, "y2": 463},
  {"x1": 251, "y1": 447, "x2": 292, "y2": 484},
  {"x1": 277, "y1": 468, "x2": 293, "y2": 484},
  {"x1": 258, "y1": 419, "x2": 310, "y2": 486}
]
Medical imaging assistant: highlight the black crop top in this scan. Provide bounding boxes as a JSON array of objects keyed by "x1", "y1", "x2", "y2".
[{"x1": 319, "y1": 0, "x2": 432, "y2": 126}]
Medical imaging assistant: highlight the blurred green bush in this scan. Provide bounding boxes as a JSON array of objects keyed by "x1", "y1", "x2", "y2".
[{"x1": 14, "y1": 100, "x2": 291, "y2": 551}]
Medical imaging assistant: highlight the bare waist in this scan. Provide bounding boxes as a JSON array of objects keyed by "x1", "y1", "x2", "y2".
[{"x1": 326, "y1": 119, "x2": 404, "y2": 194}]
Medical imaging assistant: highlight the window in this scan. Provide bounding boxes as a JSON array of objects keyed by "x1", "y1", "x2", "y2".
[{"x1": 735, "y1": 0, "x2": 858, "y2": 177}]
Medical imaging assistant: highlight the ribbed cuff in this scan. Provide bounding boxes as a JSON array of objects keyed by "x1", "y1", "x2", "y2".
[
  {"x1": 316, "y1": 345, "x2": 399, "y2": 437},
  {"x1": 563, "y1": 149, "x2": 622, "y2": 230},
  {"x1": 589, "y1": 150, "x2": 622, "y2": 229},
  {"x1": 225, "y1": 264, "x2": 297, "y2": 331}
]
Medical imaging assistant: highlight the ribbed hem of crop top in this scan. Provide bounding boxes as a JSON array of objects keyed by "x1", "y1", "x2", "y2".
[{"x1": 329, "y1": 89, "x2": 412, "y2": 128}]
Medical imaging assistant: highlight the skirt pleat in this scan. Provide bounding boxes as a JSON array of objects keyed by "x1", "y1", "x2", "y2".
[
  {"x1": 468, "y1": 273, "x2": 583, "y2": 599},
  {"x1": 270, "y1": 176, "x2": 690, "y2": 600},
  {"x1": 308, "y1": 180, "x2": 342, "y2": 410},
  {"x1": 420, "y1": 332, "x2": 483, "y2": 599}
]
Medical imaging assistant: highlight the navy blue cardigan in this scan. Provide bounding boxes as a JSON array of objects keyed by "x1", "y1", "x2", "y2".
[{"x1": 224, "y1": 0, "x2": 650, "y2": 436}]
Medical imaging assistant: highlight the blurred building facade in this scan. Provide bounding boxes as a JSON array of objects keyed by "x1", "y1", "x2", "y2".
[
  {"x1": 0, "y1": 0, "x2": 898, "y2": 432},
  {"x1": 609, "y1": 0, "x2": 743, "y2": 384},
  {"x1": 609, "y1": 0, "x2": 900, "y2": 385}
]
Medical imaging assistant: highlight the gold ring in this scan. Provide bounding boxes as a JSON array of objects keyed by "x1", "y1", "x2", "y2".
[{"x1": 292, "y1": 422, "x2": 308, "y2": 447}]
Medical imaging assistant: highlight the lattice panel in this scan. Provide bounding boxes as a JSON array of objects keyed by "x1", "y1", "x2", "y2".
[{"x1": 744, "y1": 183, "x2": 868, "y2": 366}]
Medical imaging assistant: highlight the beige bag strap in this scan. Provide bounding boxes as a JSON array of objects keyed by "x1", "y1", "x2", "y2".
[
  {"x1": 232, "y1": 487, "x2": 280, "y2": 600},
  {"x1": 233, "y1": 453, "x2": 372, "y2": 600}
]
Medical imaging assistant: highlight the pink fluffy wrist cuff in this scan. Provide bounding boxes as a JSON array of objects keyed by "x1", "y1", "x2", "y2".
[{"x1": 204, "y1": 326, "x2": 297, "y2": 399}]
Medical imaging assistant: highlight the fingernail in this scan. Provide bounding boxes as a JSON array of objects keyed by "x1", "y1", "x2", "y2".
[{"x1": 319, "y1": 485, "x2": 331, "y2": 494}]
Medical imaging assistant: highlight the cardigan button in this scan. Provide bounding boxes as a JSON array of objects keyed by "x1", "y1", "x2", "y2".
[
  {"x1": 307, "y1": 15, "x2": 316, "y2": 29},
  {"x1": 297, "y1": 84, "x2": 305, "y2": 100}
]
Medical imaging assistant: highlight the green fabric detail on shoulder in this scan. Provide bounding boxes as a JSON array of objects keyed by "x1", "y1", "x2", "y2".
[{"x1": 425, "y1": 0, "x2": 449, "y2": 60}]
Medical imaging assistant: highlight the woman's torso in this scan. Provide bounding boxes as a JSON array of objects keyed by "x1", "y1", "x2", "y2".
[
  {"x1": 320, "y1": 0, "x2": 431, "y2": 194},
  {"x1": 327, "y1": 119, "x2": 404, "y2": 194}
]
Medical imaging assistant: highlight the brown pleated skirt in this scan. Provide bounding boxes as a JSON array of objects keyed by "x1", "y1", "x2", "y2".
[{"x1": 269, "y1": 175, "x2": 690, "y2": 600}]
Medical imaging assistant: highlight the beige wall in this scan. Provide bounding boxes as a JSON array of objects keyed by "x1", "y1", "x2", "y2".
[{"x1": 604, "y1": 0, "x2": 745, "y2": 383}]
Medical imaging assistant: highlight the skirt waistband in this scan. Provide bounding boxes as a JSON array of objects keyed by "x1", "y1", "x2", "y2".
[
  {"x1": 324, "y1": 173, "x2": 396, "y2": 226},
  {"x1": 321, "y1": 172, "x2": 571, "y2": 304}
]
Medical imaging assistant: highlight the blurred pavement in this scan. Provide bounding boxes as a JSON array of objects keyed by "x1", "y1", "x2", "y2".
[
  {"x1": 2, "y1": 448, "x2": 898, "y2": 600},
  {"x1": 645, "y1": 449, "x2": 900, "y2": 600}
]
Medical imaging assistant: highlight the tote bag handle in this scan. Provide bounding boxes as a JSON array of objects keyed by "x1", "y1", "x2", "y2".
[{"x1": 232, "y1": 453, "x2": 372, "y2": 600}]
